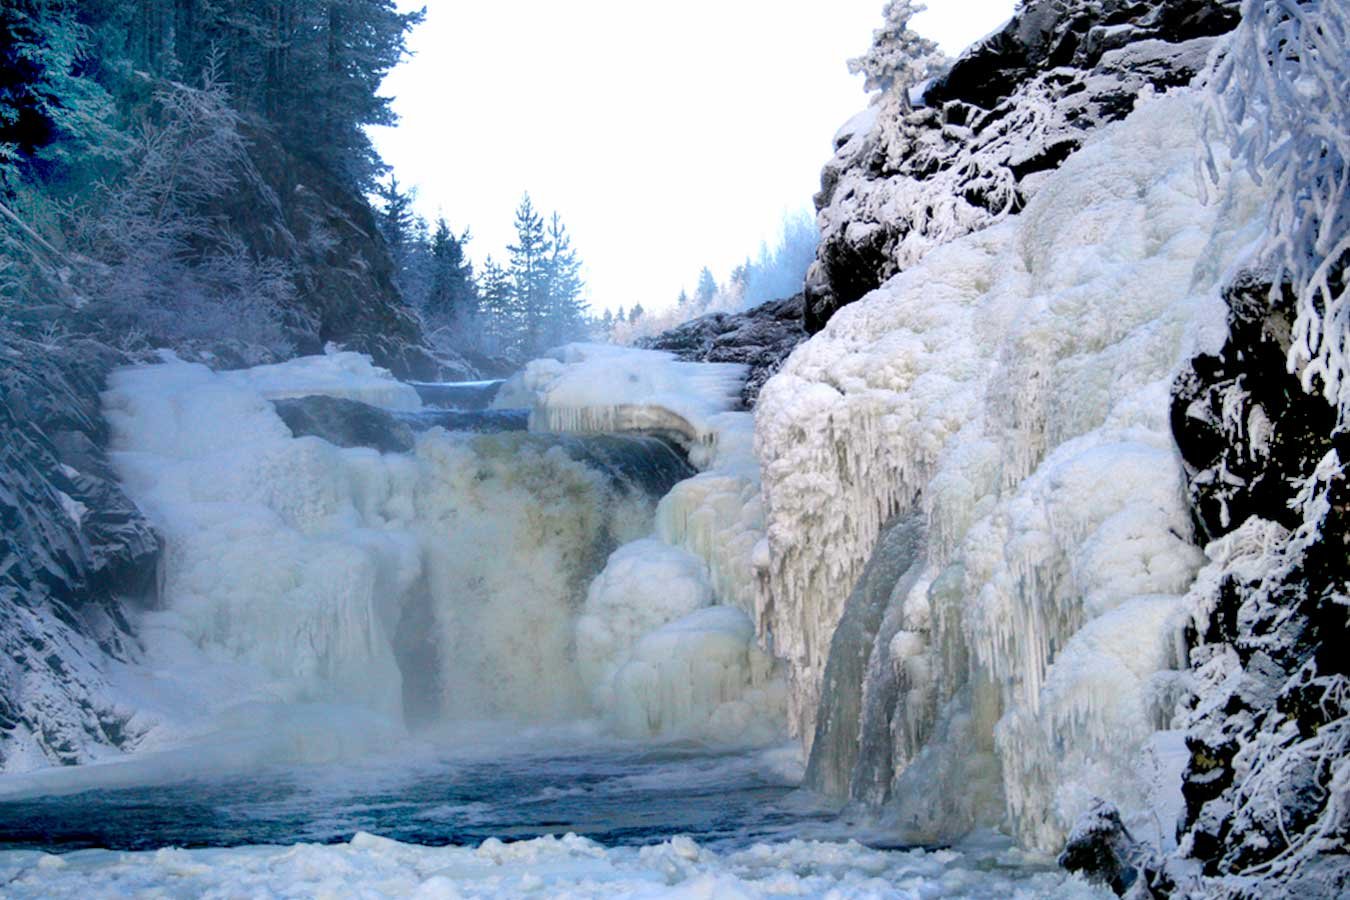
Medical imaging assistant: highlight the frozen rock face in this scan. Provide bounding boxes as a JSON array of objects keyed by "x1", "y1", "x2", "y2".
[
  {"x1": 1167, "y1": 272, "x2": 1350, "y2": 895},
  {"x1": 0, "y1": 331, "x2": 161, "y2": 771},
  {"x1": 756, "y1": 91, "x2": 1265, "y2": 850},
  {"x1": 805, "y1": 0, "x2": 1239, "y2": 331},
  {"x1": 639, "y1": 295, "x2": 808, "y2": 407}
]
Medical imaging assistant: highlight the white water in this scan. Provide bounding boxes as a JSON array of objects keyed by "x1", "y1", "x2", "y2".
[
  {"x1": 0, "y1": 831, "x2": 1110, "y2": 899},
  {"x1": 91, "y1": 349, "x2": 728, "y2": 766}
]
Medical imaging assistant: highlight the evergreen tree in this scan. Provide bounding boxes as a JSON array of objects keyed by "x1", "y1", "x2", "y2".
[
  {"x1": 695, "y1": 266, "x2": 718, "y2": 307},
  {"x1": 0, "y1": 0, "x2": 117, "y2": 191},
  {"x1": 506, "y1": 192, "x2": 550, "y2": 356},
  {"x1": 425, "y1": 216, "x2": 475, "y2": 324},
  {"x1": 477, "y1": 254, "x2": 512, "y2": 355},
  {"x1": 848, "y1": 0, "x2": 946, "y2": 107},
  {"x1": 630, "y1": 303, "x2": 644, "y2": 322},
  {"x1": 542, "y1": 210, "x2": 586, "y2": 347},
  {"x1": 375, "y1": 175, "x2": 419, "y2": 299}
]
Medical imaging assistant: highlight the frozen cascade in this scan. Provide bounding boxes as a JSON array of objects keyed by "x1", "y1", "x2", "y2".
[
  {"x1": 99, "y1": 350, "x2": 700, "y2": 758},
  {"x1": 514, "y1": 342, "x2": 787, "y2": 741},
  {"x1": 756, "y1": 92, "x2": 1268, "y2": 850}
]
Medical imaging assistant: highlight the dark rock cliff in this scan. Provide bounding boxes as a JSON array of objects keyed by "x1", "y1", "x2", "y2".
[
  {"x1": 0, "y1": 325, "x2": 160, "y2": 770},
  {"x1": 805, "y1": 0, "x2": 1239, "y2": 332},
  {"x1": 1167, "y1": 271, "x2": 1349, "y2": 896},
  {"x1": 224, "y1": 121, "x2": 475, "y2": 382}
]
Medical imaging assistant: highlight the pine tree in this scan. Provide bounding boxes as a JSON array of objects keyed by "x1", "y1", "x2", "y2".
[
  {"x1": 375, "y1": 175, "x2": 420, "y2": 301},
  {"x1": 630, "y1": 303, "x2": 644, "y2": 322},
  {"x1": 425, "y1": 217, "x2": 476, "y2": 325},
  {"x1": 695, "y1": 266, "x2": 718, "y2": 307},
  {"x1": 542, "y1": 210, "x2": 585, "y2": 347},
  {"x1": 506, "y1": 193, "x2": 550, "y2": 356},
  {"x1": 477, "y1": 254, "x2": 513, "y2": 355},
  {"x1": 0, "y1": 0, "x2": 117, "y2": 191}
]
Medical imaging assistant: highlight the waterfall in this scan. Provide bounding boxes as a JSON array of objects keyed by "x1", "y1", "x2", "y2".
[{"x1": 101, "y1": 352, "x2": 714, "y2": 758}]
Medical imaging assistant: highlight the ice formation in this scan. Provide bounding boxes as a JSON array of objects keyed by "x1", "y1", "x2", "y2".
[
  {"x1": 755, "y1": 91, "x2": 1268, "y2": 850},
  {"x1": 0, "y1": 831, "x2": 1112, "y2": 899},
  {"x1": 513, "y1": 342, "x2": 787, "y2": 742},
  {"x1": 98, "y1": 350, "x2": 703, "y2": 757},
  {"x1": 516, "y1": 342, "x2": 747, "y2": 465}
]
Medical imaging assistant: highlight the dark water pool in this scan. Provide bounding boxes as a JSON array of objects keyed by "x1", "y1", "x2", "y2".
[{"x1": 0, "y1": 743, "x2": 831, "y2": 854}]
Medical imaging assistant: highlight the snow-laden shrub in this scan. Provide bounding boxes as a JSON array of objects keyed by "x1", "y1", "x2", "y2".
[
  {"x1": 1205, "y1": 0, "x2": 1350, "y2": 417},
  {"x1": 73, "y1": 69, "x2": 293, "y2": 354}
]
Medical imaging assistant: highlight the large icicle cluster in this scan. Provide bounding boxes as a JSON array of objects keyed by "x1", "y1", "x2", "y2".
[{"x1": 756, "y1": 91, "x2": 1266, "y2": 850}]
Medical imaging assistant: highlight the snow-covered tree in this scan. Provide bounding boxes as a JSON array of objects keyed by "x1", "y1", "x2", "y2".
[
  {"x1": 477, "y1": 254, "x2": 513, "y2": 355},
  {"x1": 425, "y1": 216, "x2": 476, "y2": 324},
  {"x1": 848, "y1": 0, "x2": 947, "y2": 105},
  {"x1": 73, "y1": 70, "x2": 292, "y2": 350},
  {"x1": 695, "y1": 267, "x2": 718, "y2": 306},
  {"x1": 542, "y1": 211, "x2": 586, "y2": 347},
  {"x1": 0, "y1": 0, "x2": 117, "y2": 191}
]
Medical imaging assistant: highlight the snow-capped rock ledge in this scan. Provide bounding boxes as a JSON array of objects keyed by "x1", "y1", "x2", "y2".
[{"x1": 804, "y1": 0, "x2": 1240, "y2": 331}]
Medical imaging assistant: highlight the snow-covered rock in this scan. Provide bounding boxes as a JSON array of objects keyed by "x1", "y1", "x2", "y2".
[
  {"x1": 804, "y1": 0, "x2": 1240, "y2": 331},
  {"x1": 640, "y1": 294, "x2": 808, "y2": 406},
  {"x1": 0, "y1": 332, "x2": 160, "y2": 772}
]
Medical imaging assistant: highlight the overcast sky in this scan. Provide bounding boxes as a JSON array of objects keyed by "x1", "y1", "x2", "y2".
[{"x1": 370, "y1": 1, "x2": 1016, "y2": 314}]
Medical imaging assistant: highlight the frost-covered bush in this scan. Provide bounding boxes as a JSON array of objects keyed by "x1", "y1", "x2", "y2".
[
  {"x1": 73, "y1": 71, "x2": 293, "y2": 353},
  {"x1": 1205, "y1": 0, "x2": 1350, "y2": 417}
]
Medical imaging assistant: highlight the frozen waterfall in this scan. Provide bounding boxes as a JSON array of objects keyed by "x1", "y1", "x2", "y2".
[
  {"x1": 755, "y1": 91, "x2": 1269, "y2": 851},
  {"x1": 94, "y1": 343, "x2": 788, "y2": 767}
]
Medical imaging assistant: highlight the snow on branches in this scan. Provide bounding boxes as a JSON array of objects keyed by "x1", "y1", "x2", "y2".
[
  {"x1": 1205, "y1": 0, "x2": 1350, "y2": 419},
  {"x1": 848, "y1": 0, "x2": 947, "y2": 104}
]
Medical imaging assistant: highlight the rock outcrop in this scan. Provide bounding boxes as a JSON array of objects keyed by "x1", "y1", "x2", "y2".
[
  {"x1": 804, "y1": 0, "x2": 1239, "y2": 331},
  {"x1": 638, "y1": 294, "x2": 807, "y2": 407},
  {"x1": 225, "y1": 122, "x2": 475, "y2": 382},
  {"x1": 0, "y1": 327, "x2": 161, "y2": 771},
  {"x1": 1169, "y1": 271, "x2": 1349, "y2": 895}
]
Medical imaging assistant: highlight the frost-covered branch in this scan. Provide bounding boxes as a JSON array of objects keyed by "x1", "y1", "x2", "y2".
[{"x1": 1206, "y1": 0, "x2": 1350, "y2": 417}]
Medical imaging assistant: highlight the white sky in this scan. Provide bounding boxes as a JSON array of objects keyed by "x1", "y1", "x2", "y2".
[{"x1": 370, "y1": 0, "x2": 1016, "y2": 314}]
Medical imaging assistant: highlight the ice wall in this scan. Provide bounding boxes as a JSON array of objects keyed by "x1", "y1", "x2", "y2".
[
  {"x1": 100, "y1": 351, "x2": 688, "y2": 756},
  {"x1": 756, "y1": 92, "x2": 1267, "y2": 849}
]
